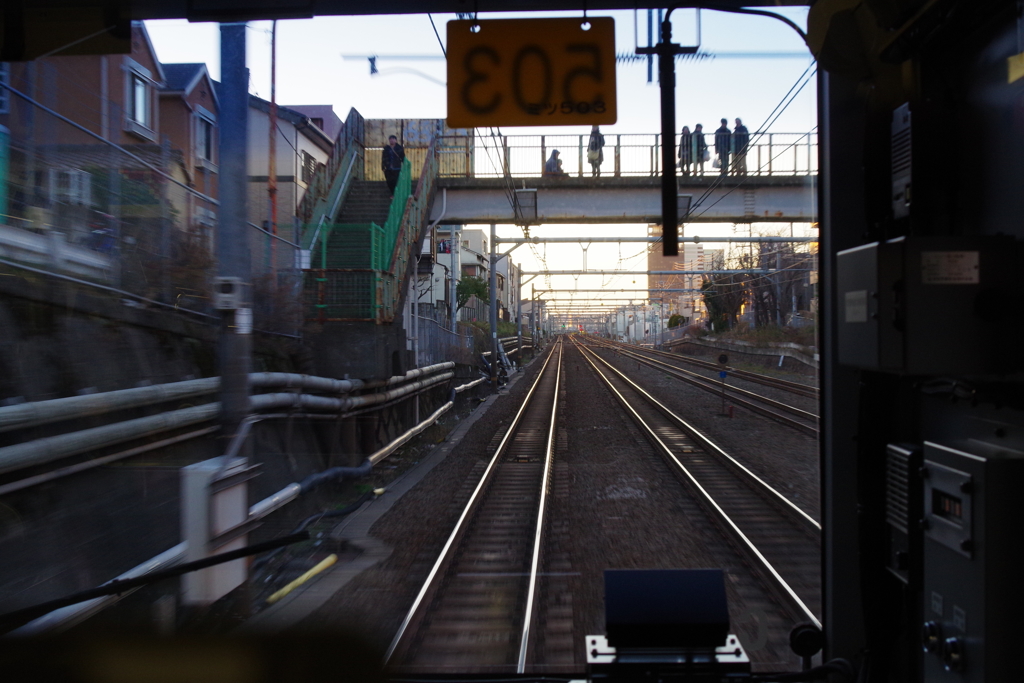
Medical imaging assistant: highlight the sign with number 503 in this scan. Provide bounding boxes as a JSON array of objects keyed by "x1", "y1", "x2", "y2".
[{"x1": 447, "y1": 17, "x2": 617, "y2": 128}]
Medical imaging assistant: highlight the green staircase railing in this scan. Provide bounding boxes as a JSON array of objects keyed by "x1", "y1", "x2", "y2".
[{"x1": 305, "y1": 139, "x2": 439, "y2": 323}]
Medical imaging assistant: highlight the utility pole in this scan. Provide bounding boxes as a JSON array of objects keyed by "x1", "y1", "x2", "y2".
[
  {"x1": 531, "y1": 285, "x2": 536, "y2": 347},
  {"x1": 516, "y1": 267, "x2": 523, "y2": 363},
  {"x1": 489, "y1": 223, "x2": 498, "y2": 389},
  {"x1": 450, "y1": 227, "x2": 459, "y2": 327},
  {"x1": 217, "y1": 23, "x2": 251, "y2": 455},
  {"x1": 776, "y1": 247, "x2": 783, "y2": 326}
]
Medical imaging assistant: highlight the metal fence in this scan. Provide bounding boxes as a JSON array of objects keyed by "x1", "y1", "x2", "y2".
[
  {"x1": 436, "y1": 131, "x2": 817, "y2": 179},
  {"x1": 415, "y1": 311, "x2": 474, "y2": 366},
  {"x1": 655, "y1": 324, "x2": 690, "y2": 346},
  {"x1": 0, "y1": 68, "x2": 301, "y2": 336}
]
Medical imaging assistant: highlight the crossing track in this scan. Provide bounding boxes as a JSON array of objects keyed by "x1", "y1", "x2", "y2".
[
  {"x1": 588, "y1": 337, "x2": 818, "y2": 437},
  {"x1": 571, "y1": 336, "x2": 822, "y2": 631},
  {"x1": 385, "y1": 339, "x2": 563, "y2": 673},
  {"x1": 599, "y1": 338, "x2": 818, "y2": 398}
]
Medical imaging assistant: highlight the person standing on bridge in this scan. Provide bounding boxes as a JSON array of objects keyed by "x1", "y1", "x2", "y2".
[
  {"x1": 382, "y1": 135, "x2": 405, "y2": 196},
  {"x1": 679, "y1": 125, "x2": 693, "y2": 176},
  {"x1": 587, "y1": 126, "x2": 606, "y2": 177},
  {"x1": 693, "y1": 124, "x2": 707, "y2": 176},
  {"x1": 714, "y1": 118, "x2": 731, "y2": 175},
  {"x1": 732, "y1": 118, "x2": 750, "y2": 176}
]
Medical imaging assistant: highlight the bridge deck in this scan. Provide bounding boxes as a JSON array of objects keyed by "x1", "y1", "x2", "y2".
[{"x1": 431, "y1": 175, "x2": 816, "y2": 225}]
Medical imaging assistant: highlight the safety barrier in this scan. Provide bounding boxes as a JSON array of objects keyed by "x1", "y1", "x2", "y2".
[{"x1": 436, "y1": 131, "x2": 818, "y2": 178}]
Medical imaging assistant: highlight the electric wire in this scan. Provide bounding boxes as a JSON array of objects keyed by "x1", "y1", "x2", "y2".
[
  {"x1": 691, "y1": 125, "x2": 817, "y2": 220},
  {"x1": 689, "y1": 62, "x2": 816, "y2": 212}
]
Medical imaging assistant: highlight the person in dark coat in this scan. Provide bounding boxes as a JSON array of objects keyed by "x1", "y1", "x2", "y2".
[
  {"x1": 732, "y1": 118, "x2": 750, "y2": 176},
  {"x1": 678, "y1": 125, "x2": 693, "y2": 176},
  {"x1": 382, "y1": 135, "x2": 405, "y2": 195},
  {"x1": 587, "y1": 126, "x2": 606, "y2": 177},
  {"x1": 714, "y1": 118, "x2": 731, "y2": 175},
  {"x1": 693, "y1": 124, "x2": 707, "y2": 176}
]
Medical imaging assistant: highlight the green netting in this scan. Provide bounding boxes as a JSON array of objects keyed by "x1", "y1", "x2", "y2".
[
  {"x1": 303, "y1": 269, "x2": 381, "y2": 320},
  {"x1": 303, "y1": 147, "x2": 433, "y2": 323}
]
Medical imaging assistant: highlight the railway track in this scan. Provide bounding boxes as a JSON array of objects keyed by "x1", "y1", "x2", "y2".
[
  {"x1": 385, "y1": 340, "x2": 564, "y2": 673},
  {"x1": 602, "y1": 338, "x2": 818, "y2": 398},
  {"x1": 589, "y1": 337, "x2": 819, "y2": 437},
  {"x1": 572, "y1": 337, "x2": 822, "y2": 634}
]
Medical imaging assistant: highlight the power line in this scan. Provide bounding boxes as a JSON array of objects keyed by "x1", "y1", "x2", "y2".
[{"x1": 689, "y1": 63, "x2": 817, "y2": 213}]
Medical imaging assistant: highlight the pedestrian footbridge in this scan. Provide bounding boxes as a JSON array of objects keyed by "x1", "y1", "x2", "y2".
[
  {"x1": 431, "y1": 175, "x2": 815, "y2": 225},
  {"x1": 429, "y1": 132, "x2": 817, "y2": 225}
]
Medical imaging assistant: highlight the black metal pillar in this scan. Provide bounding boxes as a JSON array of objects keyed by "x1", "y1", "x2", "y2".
[{"x1": 637, "y1": 17, "x2": 697, "y2": 258}]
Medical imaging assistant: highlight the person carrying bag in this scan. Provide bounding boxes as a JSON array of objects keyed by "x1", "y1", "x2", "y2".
[{"x1": 587, "y1": 126, "x2": 605, "y2": 177}]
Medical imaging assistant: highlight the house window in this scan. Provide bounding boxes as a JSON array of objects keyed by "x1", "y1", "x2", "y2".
[
  {"x1": 194, "y1": 105, "x2": 216, "y2": 166},
  {"x1": 301, "y1": 151, "x2": 316, "y2": 183},
  {"x1": 48, "y1": 169, "x2": 92, "y2": 206},
  {"x1": 123, "y1": 59, "x2": 155, "y2": 140},
  {"x1": 129, "y1": 73, "x2": 148, "y2": 127},
  {"x1": 0, "y1": 63, "x2": 9, "y2": 114},
  {"x1": 311, "y1": 117, "x2": 324, "y2": 130},
  {"x1": 199, "y1": 118, "x2": 213, "y2": 160}
]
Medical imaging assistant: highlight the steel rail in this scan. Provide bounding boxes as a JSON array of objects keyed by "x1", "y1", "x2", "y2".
[
  {"x1": 575, "y1": 340, "x2": 819, "y2": 535},
  {"x1": 517, "y1": 341, "x2": 562, "y2": 673},
  {"x1": 572, "y1": 339, "x2": 819, "y2": 628},
  {"x1": 588, "y1": 338, "x2": 817, "y2": 436},
  {"x1": 608, "y1": 338, "x2": 818, "y2": 397},
  {"x1": 597, "y1": 340, "x2": 819, "y2": 428},
  {"x1": 383, "y1": 341, "x2": 561, "y2": 665}
]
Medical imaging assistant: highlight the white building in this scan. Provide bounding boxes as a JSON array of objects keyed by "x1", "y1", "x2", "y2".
[
  {"x1": 416, "y1": 226, "x2": 524, "y2": 326},
  {"x1": 244, "y1": 94, "x2": 333, "y2": 252}
]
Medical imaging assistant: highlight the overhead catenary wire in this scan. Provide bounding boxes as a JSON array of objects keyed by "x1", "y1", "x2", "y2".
[
  {"x1": 691, "y1": 125, "x2": 818, "y2": 220},
  {"x1": 689, "y1": 62, "x2": 817, "y2": 212}
]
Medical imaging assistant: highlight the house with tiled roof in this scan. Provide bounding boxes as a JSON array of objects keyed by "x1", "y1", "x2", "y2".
[
  {"x1": 0, "y1": 21, "x2": 197, "y2": 299},
  {"x1": 158, "y1": 62, "x2": 219, "y2": 251}
]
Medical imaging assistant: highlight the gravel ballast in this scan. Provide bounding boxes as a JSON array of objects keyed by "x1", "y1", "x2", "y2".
[{"x1": 272, "y1": 339, "x2": 817, "y2": 673}]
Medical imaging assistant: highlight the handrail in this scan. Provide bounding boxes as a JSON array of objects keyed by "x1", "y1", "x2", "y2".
[
  {"x1": 305, "y1": 146, "x2": 362, "y2": 252},
  {"x1": 302, "y1": 134, "x2": 441, "y2": 325},
  {"x1": 297, "y1": 108, "x2": 366, "y2": 225},
  {"x1": 380, "y1": 137, "x2": 441, "y2": 322},
  {"x1": 436, "y1": 131, "x2": 818, "y2": 179}
]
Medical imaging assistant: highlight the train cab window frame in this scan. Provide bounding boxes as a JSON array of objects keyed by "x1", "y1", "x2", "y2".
[{"x1": 0, "y1": 63, "x2": 9, "y2": 114}]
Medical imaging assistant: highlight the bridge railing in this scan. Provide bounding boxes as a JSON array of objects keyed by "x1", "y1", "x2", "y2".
[{"x1": 436, "y1": 132, "x2": 817, "y2": 179}]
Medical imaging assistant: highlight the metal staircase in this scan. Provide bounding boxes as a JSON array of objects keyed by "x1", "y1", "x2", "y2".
[{"x1": 300, "y1": 113, "x2": 440, "y2": 324}]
